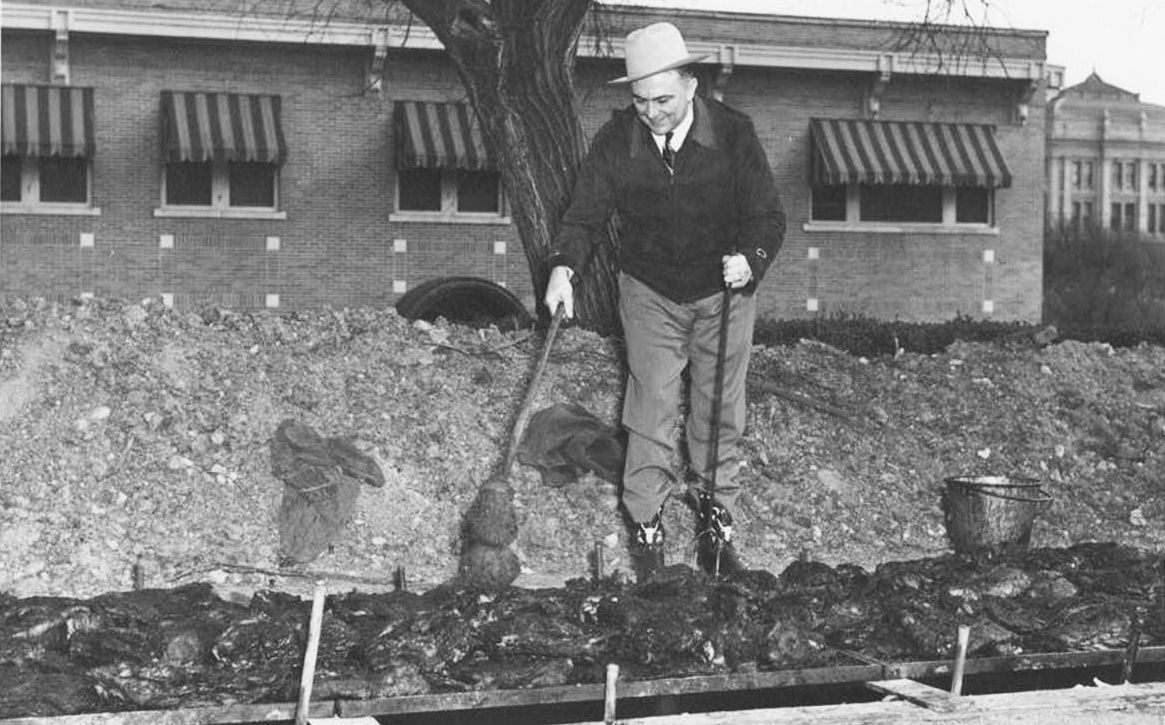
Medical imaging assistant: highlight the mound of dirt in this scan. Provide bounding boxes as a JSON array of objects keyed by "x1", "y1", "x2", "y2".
[{"x1": 1, "y1": 297, "x2": 1163, "y2": 602}]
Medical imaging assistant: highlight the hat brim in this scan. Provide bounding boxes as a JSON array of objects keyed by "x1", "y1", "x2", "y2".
[{"x1": 608, "y1": 52, "x2": 712, "y2": 85}]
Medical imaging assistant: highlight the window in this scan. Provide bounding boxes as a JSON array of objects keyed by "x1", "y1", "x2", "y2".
[
  {"x1": 398, "y1": 168, "x2": 441, "y2": 211},
  {"x1": 157, "y1": 91, "x2": 286, "y2": 217},
  {"x1": 1084, "y1": 161, "x2": 1094, "y2": 189},
  {"x1": 808, "y1": 118, "x2": 1006, "y2": 231},
  {"x1": 1111, "y1": 203, "x2": 1122, "y2": 231},
  {"x1": 2, "y1": 156, "x2": 23, "y2": 201},
  {"x1": 861, "y1": 185, "x2": 942, "y2": 223},
  {"x1": 1124, "y1": 202, "x2": 1136, "y2": 231},
  {"x1": 1, "y1": 85, "x2": 96, "y2": 211},
  {"x1": 1071, "y1": 201, "x2": 1081, "y2": 230},
  {"x1": 1071, "y1": 161, "x2": 1081, "y2": 189},
  {"x1": 810, "y1": 183, "x2": 993, "y2": 226},
  {"x1": 1083, "y1": 202, "x2": 1094, "y2": 224},
  {"x1": 1125, "y1": 163, "x2": 1137, "y2": 190},
  {"x1": 393, "y1": 101, "x2": 505, "y2": 221},
  {"x1": 163, "y1": 160, "x2": 278, "y2": 210},
  {"x1": 1150, "y1": 164, "x2": 1158, "y2": 192},
  {"x1": 1150, "y1": 204, "x2": 1158, "y2": 234},
  {"x1": 396, "y1": 167, "x2": 503, "y2": 217},
  {"x1": 956, "y1": 187, "x2": 990, "y2": 224},
  {"x1": 1113, "y1": 161, "x2": 1123, "y2": 189},
  {"x1": 456, "y1": 170, "x2": 501, "y2": 213},
  {"x1": 810, "y1": 184, "x2": 846, "y2": 221},
  {"x1": 1, "y1": 155, "x2": 91, "y2": 205}
]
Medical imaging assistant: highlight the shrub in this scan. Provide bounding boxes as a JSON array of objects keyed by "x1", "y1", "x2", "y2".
[
  {"x1": 754, "y1": 225, "x2": 1165, "y2": 356},
  {"x1": 1043, "y1": 223, "x2": 1165, "y2": 330}
]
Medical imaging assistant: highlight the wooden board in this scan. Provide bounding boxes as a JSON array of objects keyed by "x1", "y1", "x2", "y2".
[
  {"x1": 2, "y1": 647, "x2": 1162, "y2": 724},
  {"x1": 581, "y1": 682, "x2": 1165, "y2": 725},
  {"x1": 865, "y1": 679, "x2": 967, "y2": 712},
  {"x1": 0, "y1": 701, "x2": 332, "y2": 725}
]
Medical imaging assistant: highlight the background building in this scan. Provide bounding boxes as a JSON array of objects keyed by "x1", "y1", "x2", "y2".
[
  {"x1": 2, "y1": 1, "x2": 1049, "y2": 322},
  {"x1": 1046, "y1": 72, "x2": 1165, "y2": 237}
]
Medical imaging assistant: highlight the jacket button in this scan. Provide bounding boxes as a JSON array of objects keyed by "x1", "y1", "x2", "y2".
[{"x1": 755, "y1": 248, "x2": 768, "y2": 259}]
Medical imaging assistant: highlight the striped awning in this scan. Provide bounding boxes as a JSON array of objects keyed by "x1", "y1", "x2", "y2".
[
  {"x1": 810, "y1": 118, "x2": 1011, "y2": 188},
  {"x1": 161, "y1": 91, "x2": 287, "y2": 164},
  {"x1": 1, "y1": 84, "x2": 95, "y2": 158},
  {"x1": 395, "y1": 101, "x2": 493, "y2": 171}
]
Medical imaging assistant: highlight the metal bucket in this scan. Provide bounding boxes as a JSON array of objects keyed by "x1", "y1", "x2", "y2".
[{"x1": 941, "y1": 475, "x2": 1052, "y2": 554}]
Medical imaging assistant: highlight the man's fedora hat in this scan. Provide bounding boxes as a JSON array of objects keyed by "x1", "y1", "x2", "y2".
[{"x1": 609, "y1": 22, "x2": 710, "y2": 84}]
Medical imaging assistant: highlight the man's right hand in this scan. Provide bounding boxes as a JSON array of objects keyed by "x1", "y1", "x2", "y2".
[{"x1": 544, "y1": 266, "x2": 575, "y2": 319}]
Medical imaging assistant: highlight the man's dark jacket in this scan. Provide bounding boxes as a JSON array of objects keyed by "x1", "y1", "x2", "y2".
[{"x1": 549, "y1": 95, "x2": 786, "y2": 303}]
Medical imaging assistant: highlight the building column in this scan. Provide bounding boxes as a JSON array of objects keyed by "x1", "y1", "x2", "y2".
[
  {"x1": 1099, "y1": 158, "x2": 1112, "y2": 229},
  {"x1": 1138, "y1": 159, "x2": 1149, "y2": 232}
]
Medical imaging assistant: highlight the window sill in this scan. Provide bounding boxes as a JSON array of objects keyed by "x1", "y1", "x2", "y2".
[
  {"x1": 390, "y1": 211, "x2": 512, "y2": 225},
  {"x1": 1, "y1": 204, "x2": 102, "y2": 216},
  {"x1": 153, "y1": 207, "x2": 287, "y2": 220},
  {"x1": 803, "y1": 221, "x2": 999, "y2": 235}
]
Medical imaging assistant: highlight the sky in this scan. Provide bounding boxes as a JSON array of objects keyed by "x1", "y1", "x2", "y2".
[{"x1": 610, "y1": 0, "x2": 1165, "y2": 106}]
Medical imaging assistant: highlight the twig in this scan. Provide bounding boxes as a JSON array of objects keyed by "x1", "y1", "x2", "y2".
[{"x1": 748, "y1": 378, "x2": 852, "y2": 420}]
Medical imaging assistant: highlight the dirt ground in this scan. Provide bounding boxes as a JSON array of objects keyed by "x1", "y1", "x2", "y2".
[{"x1": 1, "y1": 297, "x2": 1162, "y2": 602}]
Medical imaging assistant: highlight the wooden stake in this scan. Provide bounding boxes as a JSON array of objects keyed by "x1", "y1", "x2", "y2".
[
  {"x1": 1122, "y1": 608, "x2": 1143, "y2": 684},
  {"x1": 604, "y1": 663, "x2": 619, "y2": 724},
  {"x1": 593, "y1": 541, "x2": 605, "y2": 580},
  {"x1": 295, "y1": 580, "x2": 327, "y2": 725},
  {"x1": 951, "y1": 624, "x2": 970, "y2": 696}
]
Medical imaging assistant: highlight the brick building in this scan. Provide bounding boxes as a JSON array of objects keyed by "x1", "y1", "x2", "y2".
[
  {"x1": 1, "y1": 1, "x2": 1049, "y2": 322},
  {"x1": 1045, "y1": 72, "x2": 1165, "y2": 237}
]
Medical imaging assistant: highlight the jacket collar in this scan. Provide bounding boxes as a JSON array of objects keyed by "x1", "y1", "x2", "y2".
[{"x1": 628, "y1": 95, "x2": 720, "y2": 158}]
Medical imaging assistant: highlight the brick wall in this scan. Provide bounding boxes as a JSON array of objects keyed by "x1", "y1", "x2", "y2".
[
  {"x1": 2, "y1": 29, "x2": 1045, "y2": 322},
  {"x1": 1, "y1": 33, "x2": 525, "y2": 311},
  {"x1": 721, "y1": 68, "x2": 1045, "y2": 323}
]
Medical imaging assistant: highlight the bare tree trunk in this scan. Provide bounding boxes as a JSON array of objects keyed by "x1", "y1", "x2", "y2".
[{"x1": 400, "y1": 0, "x2": 619, "y2": 332}]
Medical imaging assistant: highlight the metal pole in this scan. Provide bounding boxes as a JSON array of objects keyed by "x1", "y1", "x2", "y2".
[{"x1": 706, "y1": 287, "x2": 732, "y2": 576}]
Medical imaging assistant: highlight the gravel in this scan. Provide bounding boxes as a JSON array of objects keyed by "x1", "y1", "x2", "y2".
[{"x1": 1, "y1": 296, "x2": 1162, "y2": 602}]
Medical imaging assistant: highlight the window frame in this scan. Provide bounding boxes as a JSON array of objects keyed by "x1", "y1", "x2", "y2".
[
  {"x1": 0, "y1": 155, "x2": 101, "y2": 216},
  {"x1": 390, "y1": 167, "x2": 510, "y2": 225},
  {"x1": 154, "y1": 159, "x2": 286, "y2": 219},
  {"x1": 806, "y1": 182, "x2": 998, "y2": 234}
]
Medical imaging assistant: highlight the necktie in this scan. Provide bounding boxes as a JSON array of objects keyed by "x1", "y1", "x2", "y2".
[{"x1": 662, "y1": 131, "x2": 676, "y2": 173}]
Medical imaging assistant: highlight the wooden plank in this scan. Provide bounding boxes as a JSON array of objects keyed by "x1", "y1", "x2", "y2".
[
  {"x1": 0, "y1": 701, "x2": 332, "y2": 725},
  {"x1": 336, "y1": 664, "x2": 885, "y2": 717},
  {"x1": 5, "y1": 648, "x2": 1163, "y2": 724},
  {"x1": 865, "y1": 679, "x2": 967, "y2": 712},
  {"x1": 886, "y1": 645, "x2": 1165, "y2": 680},
  {"x1": 558, "y1": 682, "x2": 1165, "y2": 725}
]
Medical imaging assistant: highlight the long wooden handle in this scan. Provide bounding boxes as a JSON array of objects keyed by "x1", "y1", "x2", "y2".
[{"x1": 501, "y1": 304, "x2": 565, "y2": 474}]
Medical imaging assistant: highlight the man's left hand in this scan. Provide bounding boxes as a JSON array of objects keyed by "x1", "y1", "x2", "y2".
[{"x1": 721, "y1": 254, "x2": 752, "y2": 289}]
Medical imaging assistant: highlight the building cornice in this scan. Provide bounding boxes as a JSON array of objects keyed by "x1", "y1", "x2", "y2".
[{"x1": 1, "y1": 3, "x2": 1043, "y2": 81}]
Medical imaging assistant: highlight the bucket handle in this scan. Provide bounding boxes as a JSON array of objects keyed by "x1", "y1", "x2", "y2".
[
  {"x1": 951, "y1": 480, "x2": 1053, "y2": 504},
  {"x1": 968, "y1": 487, "x2": 1052, "y2": 504}
]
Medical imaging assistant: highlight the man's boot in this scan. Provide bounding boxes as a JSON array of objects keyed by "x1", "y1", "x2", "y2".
[
  {"x1": 629, "y1": 508, "x2": 666, "y2": 583},
  {"x1": 693, "y1": 489, "x2": 744, "y2": 577}
]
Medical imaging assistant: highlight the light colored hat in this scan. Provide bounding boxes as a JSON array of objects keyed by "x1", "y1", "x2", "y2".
[{"x1": 609, "y1": 22, "x2": 710, "y2": 85}]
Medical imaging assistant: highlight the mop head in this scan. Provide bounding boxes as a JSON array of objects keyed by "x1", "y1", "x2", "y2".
[
  {"x1": 458, "y1": 542, "x2": 520, "y2": 590},
  {"x1": 463, "y1": 476, "x2": 519, "y2": 548}
]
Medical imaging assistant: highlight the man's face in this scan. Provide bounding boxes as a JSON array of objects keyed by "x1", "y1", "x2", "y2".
[{"x1": 630, "y1": 70, "x2": 696, "y2": 136}]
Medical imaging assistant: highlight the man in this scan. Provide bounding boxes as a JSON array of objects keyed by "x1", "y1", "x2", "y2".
[{"x1": 544, "y1": 22, "x2": 785, "y2": 581}]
